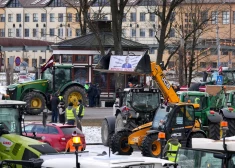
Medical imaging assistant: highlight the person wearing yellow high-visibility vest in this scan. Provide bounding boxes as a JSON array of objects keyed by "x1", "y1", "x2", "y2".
[
  {"x1": 65, "y1": 102, "x2": 79, "y2": 125},
  {"x1": 163, "y1": 134, "x2": 181, "y2": 162},
  {"x1": 76, "y1": 99, "x2": 85, "y2": 131}
]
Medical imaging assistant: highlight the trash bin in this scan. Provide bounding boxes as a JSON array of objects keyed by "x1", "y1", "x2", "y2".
[{"x1": 101, "y1": 101, "x2": 105, "y2": 107}]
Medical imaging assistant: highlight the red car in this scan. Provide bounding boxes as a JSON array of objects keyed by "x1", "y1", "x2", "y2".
[{"x1": 22, "y1": 123, "x2": 86, "y2": 152}]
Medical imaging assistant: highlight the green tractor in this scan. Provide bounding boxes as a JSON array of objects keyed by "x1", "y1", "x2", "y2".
[
  {"x1": 0, "y1": 100, "x2": 57, "y2": 168},
  {"x1": 177, "y1": 89, "x2": 235, "y2": 138},
  {"x1": 6, "y1": 64, "x2": 86, "y2": 115}
]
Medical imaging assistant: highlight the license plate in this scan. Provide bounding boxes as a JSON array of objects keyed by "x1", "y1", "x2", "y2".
[{"x1": 129, "y1": 164, "x2": 154, "y2": 168}]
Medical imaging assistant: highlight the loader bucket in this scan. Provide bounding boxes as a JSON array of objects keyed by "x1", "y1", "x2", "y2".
[{"x1": 134, "y1": 51, "x2": 151, "y2": 74}]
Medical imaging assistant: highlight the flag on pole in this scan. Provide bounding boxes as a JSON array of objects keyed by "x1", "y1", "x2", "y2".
[
  {"x1": 206, "y1": 66, "x2": 212, "y2": 72},
  {"x1": 41, "y1": 55, "x2": 54, "y2": 73},
  {"x1": 218, "y1": 65, "x2": 222, "y2": 74}
]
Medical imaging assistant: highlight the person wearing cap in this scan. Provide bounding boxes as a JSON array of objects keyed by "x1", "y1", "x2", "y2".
[
  {"x1": 65, "y1": 102, "x2": 79, "y2": 125},
  {"x1": 163, "y1": 134, "x2": 181, "y2": 162},
  {"x1": 65, "y1": 131, "x2": 82, "y2": 152}
]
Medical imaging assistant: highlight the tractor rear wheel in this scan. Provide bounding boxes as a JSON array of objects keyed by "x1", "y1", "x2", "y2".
[
  {"x1": 187, "y1": 132, "x2": 205, "y2": 148},
  {"x1": 63, "y1": 86, "x2": 86, "y2": 107},
  {"x1": 208, "y1": 122, "x2": 220, "y2": 140},
  {"x1": 227, "y1": 118, "x2": 235, "y2": 137},
  {"x1": 101, "y1": 119, "x2": 113, "y2": 146},
  {"x1": 24, "y1": 92, "x2": 46, "y2": 115},
  {"x1": 110, "y1": 131, "x2": 133, "y2": 155},
  {"x1": 141, "y1": 134, "x2": 161, "y2": 157}
]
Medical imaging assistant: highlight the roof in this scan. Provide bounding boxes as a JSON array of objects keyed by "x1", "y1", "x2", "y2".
[
  {"x1": 52, "y1": 32, "x2": 148, "y2": 50},
  {"x1": 0, "y1": 38, "x2": 53, "y2": 47}
]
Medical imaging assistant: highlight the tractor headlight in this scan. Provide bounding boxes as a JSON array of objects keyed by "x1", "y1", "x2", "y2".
[
  {"x1": 8, "y1": 88, "x2": 16, "y2": 91},
  {"x1": 227, "y1": 103, "x2": 231, "y2": 106}
]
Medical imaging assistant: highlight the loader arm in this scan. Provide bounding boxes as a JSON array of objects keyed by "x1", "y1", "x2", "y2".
[{"x1": 150, "y1": 62, "x2": 180, "y2": 103}]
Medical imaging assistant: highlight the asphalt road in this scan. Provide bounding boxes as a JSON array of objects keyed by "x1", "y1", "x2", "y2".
[{"x1": 24, "y1": 107, "x2": 113, "y2": 122}]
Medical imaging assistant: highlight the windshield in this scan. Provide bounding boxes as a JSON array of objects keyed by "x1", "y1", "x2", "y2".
[
  {"x1": 0, "y1": 108, "x2": 20, "y2": 134},
  {"x1": 177, "y1": 148, "x2": 222, "y2": 168},
  {"x1": 131, "y1": 92, "x2": 160, "y2": 112},
  {"x1": 181, "y1": 95, "x2": 207, "y2": 110},
  {"x1": 41, "y1": 68, "x2": 52, "y2": 81},
  {"x1": 228, "y1": 155, "x2": 235, "y2": 168},
  {"x1": 152, "y1": 105, "x2": 172, "y2": 130}
]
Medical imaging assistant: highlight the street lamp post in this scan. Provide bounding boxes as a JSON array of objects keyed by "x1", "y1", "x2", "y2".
[{"x1": 73, "y1": 136, "x2": 81, "y2": 168}]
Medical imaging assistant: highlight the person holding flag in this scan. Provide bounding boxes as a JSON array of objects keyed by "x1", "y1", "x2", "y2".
[{"x1": 218, "y1": 65, "x2": 223, "y2": 74}]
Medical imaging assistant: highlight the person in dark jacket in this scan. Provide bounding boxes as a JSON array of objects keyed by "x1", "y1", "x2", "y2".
[
  {"x1": 95, "y1": 83, "x2": 101, "y2": 107},
  {"x1": 87, "y1": 83, "x2": 94, "y2": 107},
  {"x1": 50, "y1": 94, "x2": 60, "y2": 123},
  {"x1": 58, "y1": 97, "x2": 65, "y2": 124}
]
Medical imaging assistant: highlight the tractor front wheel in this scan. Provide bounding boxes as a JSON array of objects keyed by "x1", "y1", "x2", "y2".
[
  {"x1": 141, "y1": 134, "x2": 161, "y2": 157},
  {"x1": 24, "y1": 92, "x2": 46, "y2": 115},
  {"x1": 227, "y1": 118, "x2": 235, "y2": 137},
  {"x1": 110, "y1": 131, "x2": 133, "y2": 155},
  {"x1": 208, "y1": 122, "x2": 220, "y2": 140},
  {"x1": 101, "y1": 119, "x2": 113, "y2": 146}
]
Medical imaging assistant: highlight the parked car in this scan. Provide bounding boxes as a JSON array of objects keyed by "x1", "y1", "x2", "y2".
[{"x1": 22, "y1": 123, "x2": 86, "y2": 152}]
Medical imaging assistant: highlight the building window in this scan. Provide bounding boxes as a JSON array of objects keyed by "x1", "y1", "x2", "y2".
[
  {"x1": 58, "y1": 28, "x2": 63, "y2": 37},
  {"x1": 0, "y1": 14, "x2": 5, "y2": 22},
  {"x1": 8, "y1": 14, "x2": 13, "y2": 22},
  {"x1": 49, "y1": 28, "x2": 55, "y2": 36},
  {"x1": 8, "y1": 0, "x2": 22, "y2": 7},
  {"x1": 211, "y1": 11, "x2": 218, "y2": 24},
  {"x1": 33, "y1": 13, "x2": 38, "y2": 22},
  {"x1": 222, "y1": 11, "x2": 229, "y2": 24},
  {"x1": 212, "y1": 62, "x2": 217, "y2": 68},
  {"x1": 221, "y1": 62, "x2": 228, "y2": 67},
  {"x1": 25, "y1": 13, "x2": 30, "y2": 22},
  {"x1": 16, "y1": 28, "x2": 21, "y2": 37},
  {"x1": 58, "y1": 13, "x2": 63, "y2": 22},
  {"x1": 149, "y1": 13, "x2": 155, "y2": 22},
  {"x1": 76, "y1": 13, "x2": 80, "y2": 22},
  {"x1": 67, "y1": 13, "x2": 72, "y2": 22},
  {"x1": 16, "y1": 14, "x2": 21, "y2": 22},
  {"x1": 41, "y1": 13, "x2": 46, "y2": 22},
  {"x1": 140, "y1": 29, "x2": 145, "y2": 37},
  {"x1": 123, "y1": 14, "x2": 126, "y2": 22},
  {"x1": 233, "y1": 11, "x2": 235, "y2": 24},
  {"x1": 67, "y1": 28, "x2": 72, "y2": 37},
  {"x1": 149, "y1": 48, "x2": 155, "y2": 54},
  {"x1": 149, "y1": 29, "x2": 154, "y2": 37},
  {"x1": 93, "y1": 55, "x2": 102, "y2": 64},
  {"x1": 61, "y1": 54, "x2": 72, "y2": 63},
  {"x1": 201, "y1": 11, "x2": 208, "y2": 24},
  {"x1": 74, "y1": 55, "x2": 88, "y2": 63},
  {"x1": 0, "y1": 29, "x2": 5, "y2": 37},
  {"x1": 200, "y1": 62, "x2": 206, "y2": 68},
  {"x1": 221, "y1": 50, "x2": 228, "y2": 55},
  {"x1": 32, "y1": 59, "x2": 37, "y2": 67},
  {"x1": 169, "y1": 28, "x2": 175, "y2": 37},
  {"x1": 140, "y1": 12, "x2": 145, "y2": 21},
  {"x1": 74, "y1": 68, "x2": 89, "y2": 85},
  {"x1": 33, "y1": 29, "x2": 37, "y2": 37},
  {"x1": 41, "y1": 28, "x2": 46, "y2": 37},
  {"x1": 76, "y1": 29, "x2": 81, "y2": 36},
  {"x1": 24, "y1": 29, "x2": 29, "y2": 37},
  {"x1": 130, "y1": 13, "x2": 136, "y2": 22},
  {"x1": 131, "y1": 29, "x2": 136, "y2": 37},
  {"x1": 50, "y1": 13, "x2": 55, "y2": 22}
]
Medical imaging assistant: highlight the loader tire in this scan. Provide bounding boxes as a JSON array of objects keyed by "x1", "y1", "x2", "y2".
[
  {"x1": 110, "y1": 131, "x2": 133, "y2": 155},
  {"x1": 187, "y1": 132, "x2": 205, "y2": 148},
  {"x1": 101, "y1": 119, "x2": 113, "y2": 146},
  {"x1": 227, "y1": 118, "x2": 235, "y2": 137},
  {"x1": 115, "y1": 113, "x2": 124, "y2": 132},
  {"x1": 24, "y1": 92, "x2": 46, "y2": 115},
  {"x1": 63, "y1": 86, "x2": 86, "y2": 107},
  {"x1": 141, "y1": 134, "x2": 161, "y2": 157},
  {"x1": 208, "y1": 122, "x2": 220, "y2": 140}
]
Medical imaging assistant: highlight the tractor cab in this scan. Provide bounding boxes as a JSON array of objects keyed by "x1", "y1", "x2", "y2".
[
  {"x1": 151, "y1": 103, "x2": 198, "y2": 142},
  {"x1": 41, "y1": 64, "x2": 73, "y2": 92}
]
